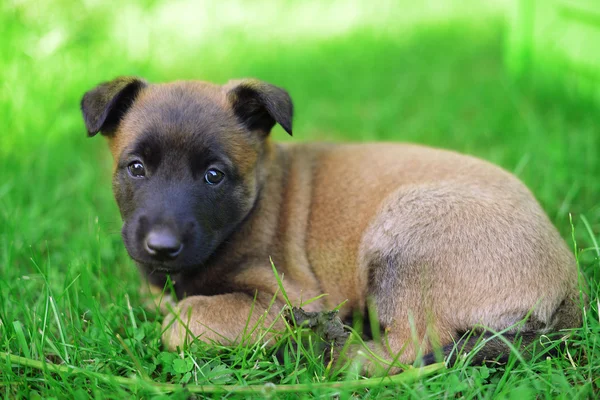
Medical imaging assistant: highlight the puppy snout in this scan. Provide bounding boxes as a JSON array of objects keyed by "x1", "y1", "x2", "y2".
[{"x1": 144, "y1": 228, "x2": 183, "y2": 261}]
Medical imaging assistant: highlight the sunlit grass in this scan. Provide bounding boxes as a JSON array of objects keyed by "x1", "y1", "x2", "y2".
[{"x1": 1, "y1": 0, "x2": 599, "y2": 398}]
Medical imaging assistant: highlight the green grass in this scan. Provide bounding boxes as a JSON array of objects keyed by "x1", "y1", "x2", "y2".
[{"x1": 1, "y1": 1, "x2": 599, "y2": 398}]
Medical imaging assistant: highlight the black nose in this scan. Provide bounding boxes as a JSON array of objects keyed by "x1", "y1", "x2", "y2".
[{"x1": 144, "y1": 229, "x2": 182, "y2": 260}]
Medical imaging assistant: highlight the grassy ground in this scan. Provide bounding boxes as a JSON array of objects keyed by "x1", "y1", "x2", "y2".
[{"x1": 1, "y1": 1, "x2": 599, "y2": 398}]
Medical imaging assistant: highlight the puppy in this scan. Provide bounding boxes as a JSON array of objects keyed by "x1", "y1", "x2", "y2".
[{"x1": 81, "y1": 77, "x2": 582, "y2": 372}]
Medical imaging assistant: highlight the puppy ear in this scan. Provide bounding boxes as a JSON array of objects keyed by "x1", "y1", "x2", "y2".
[
  {"x1": 81, "y1": 76, "x2": 147, "y2": 137},
  {"x1": 226, "y1": 79, "x2": 293, "y2": 136}
]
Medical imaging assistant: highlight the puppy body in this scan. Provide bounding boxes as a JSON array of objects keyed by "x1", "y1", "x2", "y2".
[{"x1": 81, "y1": 78, "x2": 581, "y2": 369}]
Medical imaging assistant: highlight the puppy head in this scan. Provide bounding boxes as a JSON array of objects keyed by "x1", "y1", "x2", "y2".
[{"x1": 81, "y1": 77, "x2": 293, "y2": 273}]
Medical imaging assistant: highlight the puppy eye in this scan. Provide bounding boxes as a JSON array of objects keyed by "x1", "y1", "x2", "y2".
[
  {"x1": 128, "y1": 161, "x2": 146, "y2": 178},
  {"x1": 204, "y1": 168, "x2": 225, "y2": 185}
]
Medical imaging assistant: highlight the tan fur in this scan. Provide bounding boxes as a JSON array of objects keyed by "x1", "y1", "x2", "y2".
[
  {"x1": 163, "y1": 141, "x2": 578, "y2": 363},
  {"x1": 87, "y1": 79, "x2": 581, "y2": 371}
]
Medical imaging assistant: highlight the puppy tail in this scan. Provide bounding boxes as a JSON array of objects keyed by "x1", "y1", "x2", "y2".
[
  {"x1": 422, "y1": 296, "x2": 583, "y2": 366},
  {"x1": 421, "y1": 330, "x2": 542, "y2": 366}
]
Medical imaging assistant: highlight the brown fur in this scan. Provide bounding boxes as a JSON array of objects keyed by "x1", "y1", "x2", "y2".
[{"x1": 81, "y1": 77, "x2": 583, "y2": 373}]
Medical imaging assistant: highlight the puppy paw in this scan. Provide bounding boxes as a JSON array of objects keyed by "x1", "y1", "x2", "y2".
[
  {"x1": 160, "y1": 293, "x2": 278, "y2": 351},
  {"x1": 160, "y1": 296, "x2": 213, "y2": 351},
  {"x1": 336, "y1": 341, "x2": 406, "y2": 377}
]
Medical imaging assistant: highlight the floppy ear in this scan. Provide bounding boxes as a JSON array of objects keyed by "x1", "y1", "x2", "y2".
[
  {"x1": 81, "y1": 76, "x2": 147, "y2": 137},
  {"x1": 226, "y1": 79, "x2": 293, "y2": 136}
]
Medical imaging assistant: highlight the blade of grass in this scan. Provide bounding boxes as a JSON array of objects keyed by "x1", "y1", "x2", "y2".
[
  {"x1": 48, "y1": 296, "x2": 70, "y2": 363},
  {"x1": 1, "y1": 351, "x2": 444, "y2": 394},
  {"x1": 11, "y1": 321, "x2": 31, "y2": 360}
]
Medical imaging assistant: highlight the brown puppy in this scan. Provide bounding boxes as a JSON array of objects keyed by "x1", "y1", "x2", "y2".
[{"x1": 81, "y1": 77, "x2": 582, "y2": 372}]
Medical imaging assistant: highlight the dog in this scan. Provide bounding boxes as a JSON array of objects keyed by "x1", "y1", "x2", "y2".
[{"x1": 81, "y1": 76, "x2": 582, "y2": 373}]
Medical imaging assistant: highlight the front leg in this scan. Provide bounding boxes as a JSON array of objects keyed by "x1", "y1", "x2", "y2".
[{"x1": 161, "y1": 292, "x2": 285, "y2": 350}]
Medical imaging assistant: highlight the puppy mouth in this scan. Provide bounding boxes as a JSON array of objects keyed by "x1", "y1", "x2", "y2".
[
  {"x1": 129, "y1": 257, "x2": 193, "y2": 274},
  {"x1": 148, "y1": 265, "x2": 186, "y2": 274}
]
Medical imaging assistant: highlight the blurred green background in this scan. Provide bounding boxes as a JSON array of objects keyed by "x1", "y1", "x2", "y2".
[{"x1": 1, "y1": 0, "x2": 599, "y2": 397}]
